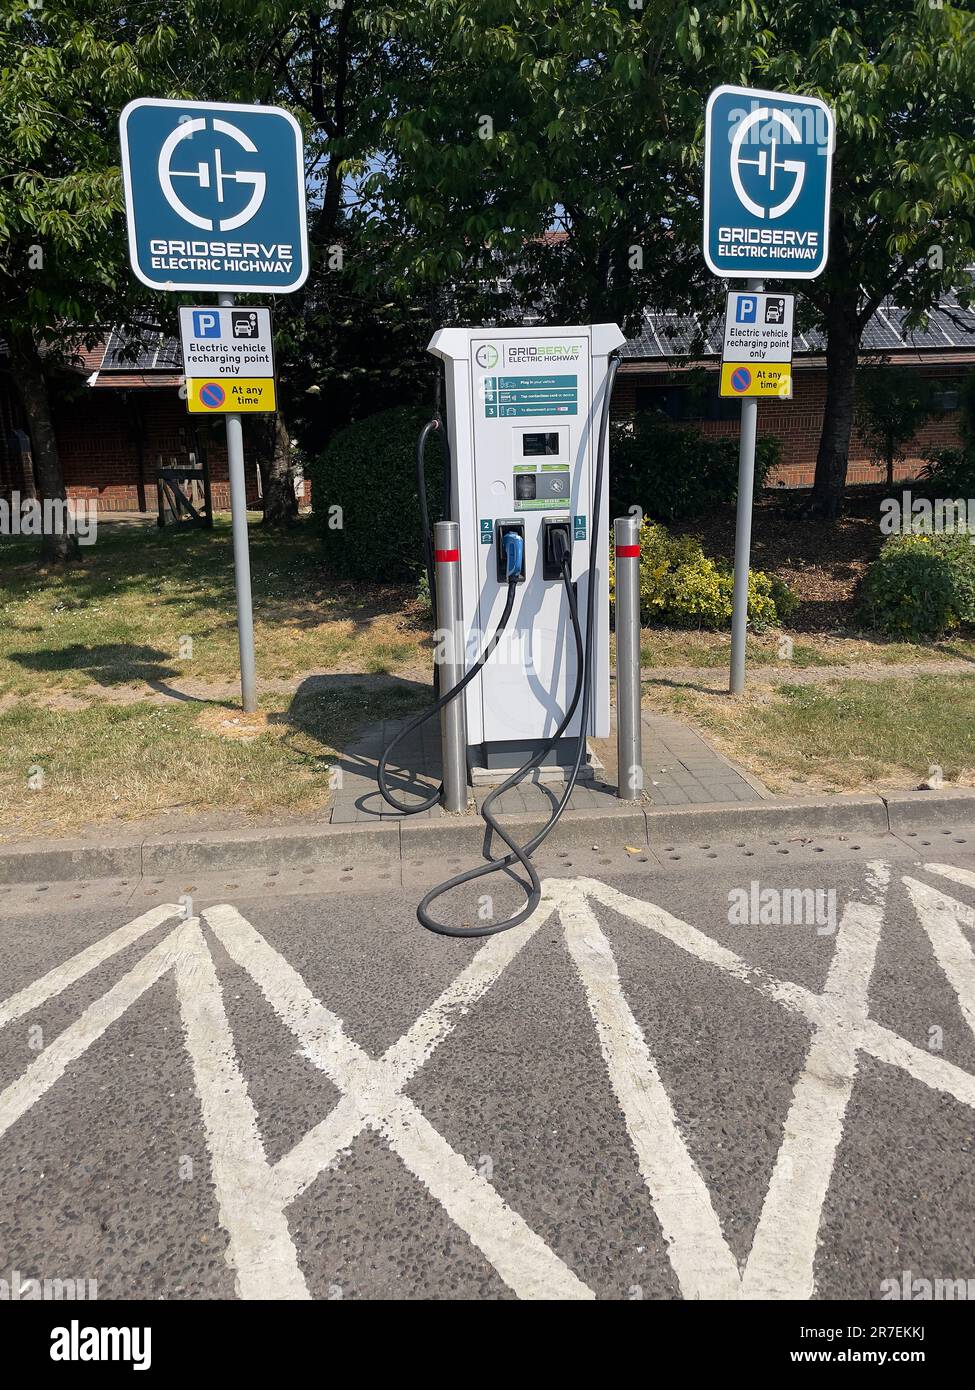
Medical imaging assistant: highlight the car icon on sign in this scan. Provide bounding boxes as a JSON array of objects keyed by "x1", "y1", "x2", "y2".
[{"x1": 765, "y1": 297, "x2": 786, "y2": 325}]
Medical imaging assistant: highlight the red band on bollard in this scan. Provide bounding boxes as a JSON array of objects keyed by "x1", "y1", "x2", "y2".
[
  {"x1": 615, "y1": 544, "x2": 640, "y2": 558},
  {"x1": 435, "y1": 548, "x2": 460, "y2": 562}
]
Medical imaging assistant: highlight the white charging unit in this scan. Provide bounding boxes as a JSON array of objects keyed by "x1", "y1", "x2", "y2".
[{"x1": 428, "y1": 323, "x2": 626, "y2": 773}]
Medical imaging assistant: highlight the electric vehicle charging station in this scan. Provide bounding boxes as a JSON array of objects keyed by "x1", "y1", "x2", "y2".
[
  {"x1": 429, "y1": 324, "x2": 625, "y2": 777},
  {"x1": 378, "y1": 322, "x2": 628, "y2": 939}
]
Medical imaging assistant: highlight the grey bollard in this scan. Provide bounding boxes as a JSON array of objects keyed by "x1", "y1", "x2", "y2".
[
  {"x1": 614, "y1": 515, "x2": 643, "y2": 801},
  {"x1": 434, "y1": 520, "x2": 469, "y2": 812}
]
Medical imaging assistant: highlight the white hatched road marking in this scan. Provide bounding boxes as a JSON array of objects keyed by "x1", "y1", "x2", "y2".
[
  {"x1": 0, "y1": 904, "x2": 180, "y2": 1031},
  {"x1": 204, "y1": 901, "x2": 593, "y2": 1301},
  {"x1": 903, "y1": 867, "x2": 975, "y2": 1042},
  {"x1": 172, "y1": 918, "x2": 310, "y2": 1300},
  {"x1": 1, "y1": 862, "x2": 975, "y2": 1299}
]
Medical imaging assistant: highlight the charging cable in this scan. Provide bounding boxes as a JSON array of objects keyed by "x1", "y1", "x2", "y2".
[{"x1": 378, "y1": 354, "x2": 621, "y2": 937}]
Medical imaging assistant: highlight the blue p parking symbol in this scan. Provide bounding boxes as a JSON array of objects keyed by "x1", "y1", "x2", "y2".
[
  {"x1": 192, "y1": 311, "x2": 221, "y2": 338},
  {"x1": 736, "y1": 296, "x2": 758, "y2": 324}
]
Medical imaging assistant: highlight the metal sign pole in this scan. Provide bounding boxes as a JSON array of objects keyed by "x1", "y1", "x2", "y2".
[
  {"x1": 729, "y1": 276, "x2": 764, "y2": 695},
  {"x1": 218, "y1": 292, "x2": 258, "y2": 713}
]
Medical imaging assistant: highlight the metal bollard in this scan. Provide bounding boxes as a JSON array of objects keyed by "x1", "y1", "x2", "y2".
[
  {"x1": 614, "y1": 516, "x2": 643, "y2": 801},
  {"x1": 434, "y1": 521, "x2": 469, "y2": 812}
]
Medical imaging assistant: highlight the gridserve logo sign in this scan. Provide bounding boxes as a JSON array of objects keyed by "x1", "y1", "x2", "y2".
[
  {"x1": 703, "y1": 85, "x2": 834, "y2": 280},
  {"x1": 119, "y1": 99, "x2": 308, "y2": 293}
]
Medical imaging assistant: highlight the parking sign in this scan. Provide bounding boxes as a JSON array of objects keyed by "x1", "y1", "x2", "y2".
[
  {"x1": 119, "y1": 99, "x2": 308, "y2": 293},
  {"x1": 704, "y1": 86, "x2": 834, "y2": 280}
]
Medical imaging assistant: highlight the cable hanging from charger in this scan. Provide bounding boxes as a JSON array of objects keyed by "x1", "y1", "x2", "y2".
[{"x1": 377, "y1": 353, "x2": 621, "y2": 938}]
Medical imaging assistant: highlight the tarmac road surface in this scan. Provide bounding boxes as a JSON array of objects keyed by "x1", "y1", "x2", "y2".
[{"x1": 1, "y1": 827, "x2": 974, "y2": 1301}]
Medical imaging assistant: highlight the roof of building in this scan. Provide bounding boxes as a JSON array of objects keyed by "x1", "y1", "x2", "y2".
[
  {"x1": 7, "y1": 293, "x2": 975, "y2": 389},
  {"x1": 621, "y1": 294, "x2": 975, "y2": 368}
]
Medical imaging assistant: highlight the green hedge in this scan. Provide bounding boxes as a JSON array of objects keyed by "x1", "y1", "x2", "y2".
[
  {"x1": 610, "y1": 520, "x2": 796, "y2": 630},
  {"x1": 859, "y1": 532, "x2": 975, "y2": 637},
  {"x1": 610, "y1": 414, "x2": 781, "y2": 523},
  {"x1": 308, "y1": 405, "x2": 437, "y2": 581}
]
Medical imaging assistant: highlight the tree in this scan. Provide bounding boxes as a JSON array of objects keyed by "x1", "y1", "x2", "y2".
[
  {"x1": 216, "y1": 1, "x2": 433, "y2": 517},
  {"x1": 360, "y1": 0, "x2": 975, "y2": 519},
  {"x1": 0, "y1": 2, "x2": 253, "y2": 560},
  {"x1": 856, "y1": 365, "x2": 938, "y2": 489},
  {"x1": 694, "y1": 0, "x2": 975, "y2": 518},
  {"x1": 358, "y1": 0, "x2": 710, "y2": 333}
]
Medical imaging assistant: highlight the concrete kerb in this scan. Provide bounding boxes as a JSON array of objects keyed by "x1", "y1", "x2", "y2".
[{"x1": 4, "y1": 789, "x2": 975, "y2": 885}]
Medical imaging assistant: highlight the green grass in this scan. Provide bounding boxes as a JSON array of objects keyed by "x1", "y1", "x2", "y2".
[
  {"x1": 0, "y1": 680, "x2": 429, "y2": 837},
  {"x1": 0, "y1": 516, "x2": 430, "y2": 698},
  {"x1": 639, "y1": 630, "x2": 975, "y2": 670},
  {"x1": 7, "y1": 516, "x2": 975, "y2": 831},
  {"x1": 654, "y1": 674, "x2": 975, "y2": 793}
]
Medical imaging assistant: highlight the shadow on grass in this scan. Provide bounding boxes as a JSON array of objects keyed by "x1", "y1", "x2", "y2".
[
  {"x1": 277, "y1": 671, "x2": 436, "y2": 818},
  {"x1": 6, "y1": 642, "x2": 179, "y2": 687}
]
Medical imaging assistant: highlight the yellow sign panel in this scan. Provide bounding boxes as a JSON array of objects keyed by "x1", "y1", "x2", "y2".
[
  {"x1": 186, "y1": 377, "x2": 277, "y2": 414},
  {"x1": 719, "y1": 363, "x2": 792, "y2": 400}
]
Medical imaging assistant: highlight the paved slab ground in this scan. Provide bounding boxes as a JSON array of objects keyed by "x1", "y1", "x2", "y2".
[
  {"x1": 1, "y1": 831, "x2": 974, "y2": 1301},
  {"x1": 331, "y1": 706, "x2": 766, "y2": 823}
]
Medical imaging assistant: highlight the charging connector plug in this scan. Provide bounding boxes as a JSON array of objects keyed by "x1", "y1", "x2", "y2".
[
  {"x1": 503, "y1": 529, "x2": 524, "y2": 582},
  {"x1": 542, "y1": 519, "x2": 573, "y2": 580}
]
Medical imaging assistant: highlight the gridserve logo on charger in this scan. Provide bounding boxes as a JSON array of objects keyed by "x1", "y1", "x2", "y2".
[{"x1": 505, "y1": 343, "x2": 581, "y2": 365}]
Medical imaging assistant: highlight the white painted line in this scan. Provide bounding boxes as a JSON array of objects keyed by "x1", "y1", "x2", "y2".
[
  {"x1": 268, "y1": 903, "x2": 555, "y2": 1206},
  {"x1": 0, "y1": 904, "x2": 181, "y2": 1032},
  {"x1": 743, "y1": 881, "x2": 885, "y2": 1299},
  {"x1": 204, "y1": 900, "x2": 593, "y2": 1300},
  {"x1": 581, "y1": 876, "x2": 975, "y2": 1110},
  {"x1": 572, "y1": 865, "x2": 975, "y2": 1298},
  {"x1": 903, "y1": 875, "x2": 975, "y2": 1043},
  {"x1": 172, "y1": 919, "x2": 309, "y2": 1301},
  {"x1": 0, "y1": 926, "x2": 181, "y2": 1142},
  {"x1": 376, "y1": 1093, "x2": 594, "y2": 1301},
  {"x1": 924, "y1": 863, "x2": 975, "y2": 892},
  {"x1": 559, "y1": 883, "x2": 740, "y2": 1300}
]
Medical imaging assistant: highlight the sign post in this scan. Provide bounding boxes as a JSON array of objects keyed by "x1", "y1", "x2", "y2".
[
  {"x1": 120, "y1": 98, "x2": 308, "y2": 713},
  {"x1": 703, "y1": 85, "x2": 833, "y2": 693}
]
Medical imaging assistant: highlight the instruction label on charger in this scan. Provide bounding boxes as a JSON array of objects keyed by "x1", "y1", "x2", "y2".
[
  {"x1": 479, "y1": 518, "x2": 493, "y2": 544},
  {"x1": 483, "y1": 374, "x2": 578, "y2": 418}
]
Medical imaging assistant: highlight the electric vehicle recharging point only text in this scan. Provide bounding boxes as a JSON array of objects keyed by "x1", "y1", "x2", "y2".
[{"x1": 378, "y1": 323, "x2": 626, "y2": 938}]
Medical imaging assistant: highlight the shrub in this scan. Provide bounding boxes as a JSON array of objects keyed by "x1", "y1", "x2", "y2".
[
  {"x1": 610, "y1": 414, "x2": 780, "y2": 522},
  {"x1": 612, "y1": 520, "x2": 795, "y2": 630},
  {"x1": 769, "y1": 574, "x2": 800, "y2": 624},
  {"x1": 917, "y1": 446, "x2": 975, "y2": 499},
  {"x1": 308, "y1": 405, "x2": 439, "y2": 581},
  {"x1": 858, "y1": 534, "x2": 964, "y2": 637}
]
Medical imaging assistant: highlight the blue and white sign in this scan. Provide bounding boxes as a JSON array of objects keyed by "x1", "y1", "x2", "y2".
[
  {"x1": 703, "y1": 86, "x2": 834, "y2": 280},
  {"x1": 119, "y1": 99, "x2": 308, "y2": 293}
]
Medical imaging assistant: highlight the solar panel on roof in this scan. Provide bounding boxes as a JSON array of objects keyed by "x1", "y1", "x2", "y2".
[
  {"x1": 100, "y1": 326, "x2": 181, "y2": 371},
  {"x1": 859, "y1": 319, "x2": 902, "y2": 350},
  {"x1": 622, "y1": 295, "x2": 975, "y2": 359}
]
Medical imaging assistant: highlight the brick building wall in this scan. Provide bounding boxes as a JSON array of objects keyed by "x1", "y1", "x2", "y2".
[
  {"x1": 613, "y1": 361, "x2": 969, "y2": 488},
  {"x1": 48, "y1": 386, "x2": 310, "y2": 512},
  {"x1": 2, "y1": 354, "x2": 970, "y2": 510}
]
